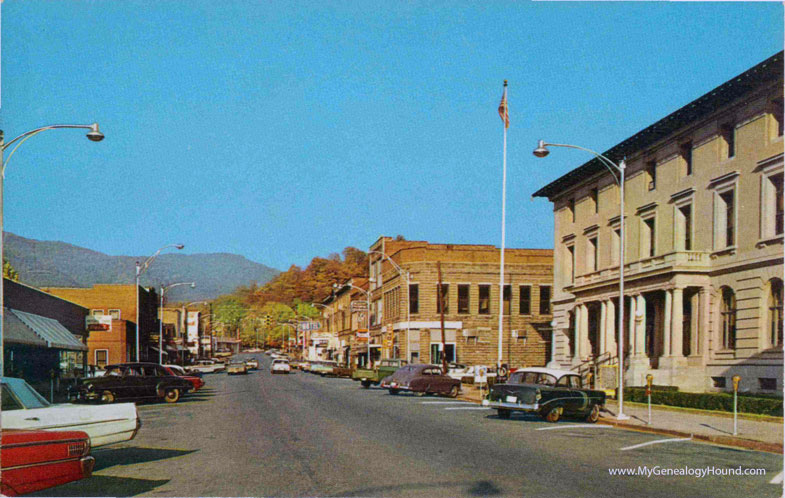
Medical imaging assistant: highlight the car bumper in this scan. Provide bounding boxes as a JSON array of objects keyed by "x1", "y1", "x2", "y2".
[
  {"x1": 481, "y1": 399, "x2": 540, "y2": 412},
  {"x1": 81, "y1": 456, "x2": 96, "y2": 478}
]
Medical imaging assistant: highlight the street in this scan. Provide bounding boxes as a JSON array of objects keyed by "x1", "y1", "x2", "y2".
[{"x1": 33, "y1": 354, "x2": 782, "y2": 497}]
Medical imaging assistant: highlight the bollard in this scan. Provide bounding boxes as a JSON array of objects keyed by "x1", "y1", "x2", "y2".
[
  {"x1": 646, "y1": 374, "x2": 653, "y2": 425},
  {"x1": 732, "y1": 375, "x2": 741, "y2": 436}
]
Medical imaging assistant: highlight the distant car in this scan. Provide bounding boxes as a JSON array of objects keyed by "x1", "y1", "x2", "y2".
[
  {"x1": 227, "y1": 361, "x2": 248, "y2": 375},
  {"x1": 271, "y1": 359, "x2": 291, "y2": 374},
  {"x1": 2, "y1": 376, "x2": 140, "y2": 447},
  {"x1": 214, "y1": 348, "x2": 233, "y2": 358},
  {"x1": 163, "y1": 365, "x2": 205, "y2": 391},
  {"x1": 310, "y1": 361, "x2": 338, "y2": 376},
  {"x1": 209, "y1": 359, "x2": 227, "y2": 372},
  {"x1": 482, "y1": 367, "x2": 606, "y2": 422},
  {"x1": 1, "y1": 428, "x2": 95, "y2": 497},
  {"x1": 245, "y1": 358, "x2": 259, "y2": 370},
  {"x1": 69, "y1": 362, "x2": 193, "y2": 404},
  {"x1": 381, "y1": 364, "x2": 461, "y2": 397},
  {"x1": 188, "y1": 360, "x2": 221, "y2": 374}
]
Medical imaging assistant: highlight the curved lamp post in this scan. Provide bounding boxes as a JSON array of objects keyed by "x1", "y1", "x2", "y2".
[
  {"x1": 0, "y1": 123, "x2": 104, "y2": 375},
  {"x1": 533, "y1": 140, "x2": 629, "y2": 421},
  {"x1": 158, "y1": 282, "x2": 196, "y2": 364},
  {"x1": 135, "y1": 244, "x2": 184, "y2": 361},
  {"x1": 368, "y1": 250, "x2": 411, "y2": 361}
]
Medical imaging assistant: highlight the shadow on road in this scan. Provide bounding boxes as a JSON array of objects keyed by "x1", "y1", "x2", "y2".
[
  {"x1": 92, "y1": 446, "x2": 198, "y2": 472},
  {"x1": 329, "y1": 479, "x2": 504, "y2": 497},
  {"x1": 29, "y1": 475, "x2": 170, "y2": 497}
]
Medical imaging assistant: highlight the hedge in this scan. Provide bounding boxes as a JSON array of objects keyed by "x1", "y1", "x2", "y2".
[{"x1": 624, "y1": 388, "x2": 783, "y2": 417}]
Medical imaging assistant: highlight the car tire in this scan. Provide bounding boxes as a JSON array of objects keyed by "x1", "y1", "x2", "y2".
[
  {"x1": 100, "y1": 390, "x2": 116, "y2": 404},
  {"x1": 389, "y1": 389, "x2": 399, "y2": 395},
  {"x1": 497, "y1": 409, "x2": 511, "y2": 419},
  {"x1": 361, "y1": 380, "x2": 371, "y2": 389},
  {"x1": 543, "y1": 406, "x2": 561, "y2": 423},
  {"x1": 164, "y1": 388, "x2": 181, "y2": 403},
  {"x1": 447, "y1": 385, "x2": 459, "y2": 398},
  {"x1": 585, "y1": 404, "x2": 600, "y2": 423}
]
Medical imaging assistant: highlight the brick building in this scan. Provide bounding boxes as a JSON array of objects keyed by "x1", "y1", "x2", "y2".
[
  {"x1": 42, "y1": 283, "x2": 159, "y2": 366},
  {"x1": 366, "y1": 237, "x2": 554, "y2": 368},
  {"x1": 323, "y1": 277, "x2": 371, "y2": 367}
]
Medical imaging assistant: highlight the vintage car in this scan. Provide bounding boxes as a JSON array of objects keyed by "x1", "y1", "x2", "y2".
[
  {"x1": 310, "y1": 361, "x2": 338, "y2": 376},
  {"x1": 352, "y1": 358, "x2": 408, "y2": 388},
  {"x1": 163, "y1": 365, "x2": 205, "y2": 391},
  {"x1": 1, "y1": 428, "x2": 95, "y2": 496},
  {"x1": 2, "y1": 376, "x2": 140, "y2": 447},
  {"x1": 227, "y1": 361, "x2": 248, "y2": 375},
  {"x1": 69, "y1": 362, "x2": 193, "y2": 404},
  {"x1": 481, "y1": 367, "x2": 606, "y2": 422},
  {"x1": 332, "y1": 365, "x2": 354, "y2": 378},
  {"x1": 380, "y1": 364, "x2": 461, "y2": 397},
  {"x1": 271, "y1": 359, "x2": 291, "y2": 374},
  {"x1": 245, "y1": 358, "x2": 259, "y2": 369}
]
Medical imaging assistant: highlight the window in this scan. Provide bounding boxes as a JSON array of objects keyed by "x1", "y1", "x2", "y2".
[
  {"x1": 590, "y1": 188, "x2": 598, "y2": 214},
  {"x1": 436, "y1": 284, "x2": 449, "y2": 314},
  {"x1": 681, "y1": 142, "x2": 693, "y2": 176},
  {"x1": 720, "y1": 287, "x2": 737, "y2": 350},
  {"x1": 91, "y1": 309, "x2": 104, "y2": 317},
  {"x1": 720, "y1": 190, "x2": 735, "y2": 248},
  {"x1": 409, "y1": 284, "x2": 419, "y2": 314},
  {"x1": 539, "y1": 286, "x2": 552, "y2": 315},
  {"x1": 646, "y1": 161, "x2": 656, "y2": 191},
  {"x1": 775, "y1": 175, "x2": 784, "y2": 236},
  {"x1": 643, "y1": 217, "x2": 656, "y2": 257},
  {"x1": 503, "y1": 285, "x2": 511, "y2": 315},
  {"x1": 1, "y1": 386, "x2": 23, "y2": 411},
  {"x1": 769, "y1": 278, "x2": 783, "y2": 347},
  {"x1": 721, "y1": 123, "x2": 735, "y2": 159},
  {"x1": 759, "y1": 378, "x2": 777, "y2": 391},
  {"x1": 108, "y1": 309, "x2": 121, "y2": 320},
  {"x1": 95, "y1": 349, "x2": 109, "y2": 368},
  {"x1": 430, "y1": 343, "x2": 455, "y2": 364},
  {"x1": 762, "y1": 172, "x2": 784, "y2": 239},
  {"x1": 587, "y1": 236, "x2": 598, "y2": 272},
  {"x1": 458, "y1": 285, "x2": 470, "y2": 314},
  {"x1": 611, "y1": 228, "x2": 621, "y2": 266},
  {"x1": 566, "y1": 244, "x2": 575, "y2": 283},
  {"x1": 478, "y1": 285, "x2": 491, "y2": 314},
  {"x1": 519, "y1": 286, "x2": 531, "y2": 315},
  {"x1": 711, "y1": 377, "x2": 727, "y2": 388},
  {"x1": 677, "y1": 204, "x2": 692, "y2": 251}
]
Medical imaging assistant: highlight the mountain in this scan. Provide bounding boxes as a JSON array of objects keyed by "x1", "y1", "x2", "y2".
[{"x1": 3, "y1": 232, "x2": 280, "y2": 302}]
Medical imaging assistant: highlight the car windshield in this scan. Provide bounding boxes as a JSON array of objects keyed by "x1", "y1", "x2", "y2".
[
  {"x1": 1, "y1": 378, "x2": 50, "y2": 409},
  {"x1": 104, "y1": 366, "x2": 124, "y2": 377},
  {"x1": 509, "y1": 371, "x2": 558, "y2": 386}
]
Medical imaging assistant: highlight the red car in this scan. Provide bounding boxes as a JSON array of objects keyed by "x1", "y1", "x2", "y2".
[
  {"x1": 1, "y1": 429, "x2": 95, "y2": 496},
  {"x1": 164, "y1": 365, "x2": 205, "y2": 391}
]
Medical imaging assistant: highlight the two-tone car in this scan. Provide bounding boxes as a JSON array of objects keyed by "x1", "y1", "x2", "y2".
[
  {"x1": 69, "y1": 362, "x2": 193, "y2": 404},
  {"x1": 380, "y1": 364, "x2": 461, "y2": 397},
  {"x1": 481, "y1": 367, "x2": 606, "y2": 423},
  {"x1": 227, "y1": 361, "x2": 248, "y2": 375}
]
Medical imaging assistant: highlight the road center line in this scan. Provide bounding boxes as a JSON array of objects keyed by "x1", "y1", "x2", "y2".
[
  {"x1": 769, "y1": 471, "x2": 783, "y2": 484},
  {"x1": 536, "y1": 424, "x2": 618, "y2": 431},
  {"x1": 620, "y1": 437, "x2": 693, "y2": 451},
  {"x1": 444, "y1": 407, "x2": 491, "y2": 410}
]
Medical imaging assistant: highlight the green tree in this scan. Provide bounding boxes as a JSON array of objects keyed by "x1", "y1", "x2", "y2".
[
  {"x1": 212, "y1": 297, "x2": 247, "y2": 337},
  {"x1": 3, "y1": 259, "x2": 19, "y2": 282}
]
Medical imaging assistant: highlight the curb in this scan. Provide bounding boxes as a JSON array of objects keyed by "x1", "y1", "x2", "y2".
[{"x1": 608, "y1": 400, "x2": 783, "y2": 424}]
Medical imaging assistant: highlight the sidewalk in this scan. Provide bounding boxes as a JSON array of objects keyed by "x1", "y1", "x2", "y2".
[{"x1": 457, "y1": 386, "x2": 783, "y2": 454}]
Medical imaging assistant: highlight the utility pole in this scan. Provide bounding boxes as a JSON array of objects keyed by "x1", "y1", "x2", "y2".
[{"x1": 438, "y1": 261, "x2": 447, "y2": 375}]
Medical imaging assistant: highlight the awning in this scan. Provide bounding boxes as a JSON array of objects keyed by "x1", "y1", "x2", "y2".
[
  {"x1": 8, "y1": 309, "x2": 87, "y2": 351},
  {"x1": 150, "y1": 347, "x2": 169, "y2": 356},
  {"x1": 4, "y1": 309, "x2": 47, "y2": 347}
]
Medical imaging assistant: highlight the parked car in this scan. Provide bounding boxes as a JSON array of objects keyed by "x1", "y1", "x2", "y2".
[
  {"x1": 352, "y1": 358, "x2": 408, "y2": 388},
  {"x1": 209, "y1": 358, "x2": 227, "y2": 372},
  {"x1": 310, "y1": 361, "x2": 338, "y2": 376},
  {"x1": 245, "y1": 358, "x2": 259, "y2": 370},
  {"x1": 332, "y1": 365, "x2": 354, "y2": 378},
  {"x1": 69, "y1": 362, "x2": 193, "y2": 404},
  {"x1": 447, "y1": 365, "x2": 497, "y2": 384},
  {"x1": 214, "y1": 348, "x2": 233, "y2": 358},
  {"x1": 163, "y1": 365, "x2": 205, "y2": 391},
  {"x1": 1, "y1": 428, "x2": 95, "y2": 496},
  {"x1": 271, "y1": 359, "x2": 291, "y2": 374},
  {"x1": 481, "y1": 367, "x2": 606, "y2": 422},
  {"x1": 227, "y1": 361, "x2": 248, "y2": 375},
  {"x1": 2, "y1": 376, "x2": 140, "y2": 447},
  {"x1": 380, "y1": 364, "x2": 461, "y2": 397}
]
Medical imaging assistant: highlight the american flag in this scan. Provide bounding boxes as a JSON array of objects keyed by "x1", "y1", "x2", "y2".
[{"x1": 498, "y1": 80, "x2": 509, "y2": 129}]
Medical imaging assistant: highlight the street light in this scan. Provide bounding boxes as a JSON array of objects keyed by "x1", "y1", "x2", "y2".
[
  {"x1": 135, "y1": 244, "x2": 184, "y2": 361},
  {"x1": 368, "y1": 250, "x2": 411, "y2": 362},
  {"x1": 334, "y1": 282, "x2": 372, "y2": 368},
  {"x1": 533, "y1": 140, "x2": 630, "y2": 421},
  {"x1": 0, "y1": 124, "x2": 104, "y2": 376},
  {"x1": 158, "y1": 282, "x2": 196, "y2": 364}
]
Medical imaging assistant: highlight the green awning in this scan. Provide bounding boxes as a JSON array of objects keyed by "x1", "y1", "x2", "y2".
[{"x1": 7, "y1": 309, "x2": 87, "y2": 351}]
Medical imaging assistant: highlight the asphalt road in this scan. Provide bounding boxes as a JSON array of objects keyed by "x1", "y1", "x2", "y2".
[{"x1": 33, "y1": 354, "x2": 783, "y2": 497}]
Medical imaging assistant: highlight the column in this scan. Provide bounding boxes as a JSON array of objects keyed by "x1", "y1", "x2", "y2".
[
  {"x1": 580, "y1": 304, "x2": 590, "y2": 360},
  {"x1": 636, "y1": 294, "x2": 647, "y2": 356},
  {"x1": 700, "y1": 287, "x2": 711, "y2": 360},
  {"x1": 628, "y1": 295, "x2": 637, "y2": 355},
  {"x1": 573, "y1": 306, "x2": 581, "y2": 362},
  {"x1": 663, "y1": 290, "x2": 672, "y2": 357},
  {"x1": 606, "y1": 299, "x2": 617, "y2": 356},
  {"x1": 599, "y1": 301, "x2": 607, "y2": 355},
  {"x1": 671, "y1": 288, "x2": 684, "y2": 358},
  {"x1": 690, "y1": 292, "x2": 701, "y2": 357}
]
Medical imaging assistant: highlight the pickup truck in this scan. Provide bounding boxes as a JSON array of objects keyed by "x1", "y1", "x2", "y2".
[{"x1": 351, "y1": 359, "x2": 408, "y2": 388}]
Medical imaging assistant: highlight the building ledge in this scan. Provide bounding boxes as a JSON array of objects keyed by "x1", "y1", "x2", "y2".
[
  {"x1": 756, "y1": 235, "x2": 784, "y2": 249},
  {"x1": 710, "y1": 246, "x2": 737, "y2": 259}
]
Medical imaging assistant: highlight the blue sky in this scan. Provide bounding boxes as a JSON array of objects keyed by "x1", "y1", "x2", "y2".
[{"x1": 1, "y1": 1, "x2": 782, "y2": 271}]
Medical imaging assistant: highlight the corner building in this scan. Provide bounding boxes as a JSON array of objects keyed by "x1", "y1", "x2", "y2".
[{"x1": 533, "y1": 52, "x2": 783, "y2": 393}]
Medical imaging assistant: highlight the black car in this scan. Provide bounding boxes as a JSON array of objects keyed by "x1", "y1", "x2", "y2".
[
  {"x1": 482, "y1": 367, "x2": 606, "y2": 422},
  {"x1": 69, "y1": 362, "x2": 193, "y2": 404}
]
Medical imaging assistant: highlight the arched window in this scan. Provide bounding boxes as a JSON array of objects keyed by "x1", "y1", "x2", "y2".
[
  {"x1": 769, "y1": 279, "x2": 783, "y2": 348},
  {"x1": 721, "y1": 287, "x2": 736, "y2": 350}
]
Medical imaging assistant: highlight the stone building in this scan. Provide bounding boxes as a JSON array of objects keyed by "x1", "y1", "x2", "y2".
[
  {"x1": 367, "y1": 236, "x2": 553, "y2": 368},
  {"x1": 533, "y1": 52, "x2": 783, "y2": 393}
]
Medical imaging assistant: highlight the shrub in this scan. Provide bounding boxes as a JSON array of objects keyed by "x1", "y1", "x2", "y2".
[{"x1": 624, "y1": 388, "x2": 783, "y2": 417}]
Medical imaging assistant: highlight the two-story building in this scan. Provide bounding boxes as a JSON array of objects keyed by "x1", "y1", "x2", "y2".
[
  {"x1": 367, "y1": 236, "x2": 554, "y2": 368},
  {"x1": 324, "y1": 277, "x2": 371, "y2": 367},
  {"x1": 533, "y1": 52, "x2": 783, "y2": 393}
]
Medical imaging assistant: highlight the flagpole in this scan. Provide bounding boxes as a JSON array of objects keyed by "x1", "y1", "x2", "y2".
[{"x1": 497, "y1": 80, "x2": 508, "y2": 373}]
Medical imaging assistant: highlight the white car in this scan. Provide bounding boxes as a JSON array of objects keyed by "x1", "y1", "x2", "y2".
[
  {"x1": 188, "y1": 360, "x2": 221, "y2": 374},
  {"x1": 271, "y1": 359, "x2": 291, "y2": 374},
  {"x1": 447, "y1": 365, "x2": 497, "y2": 384},
  {"x1": 2, "y1": 376, "x2": 140, "y2": 447}
]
